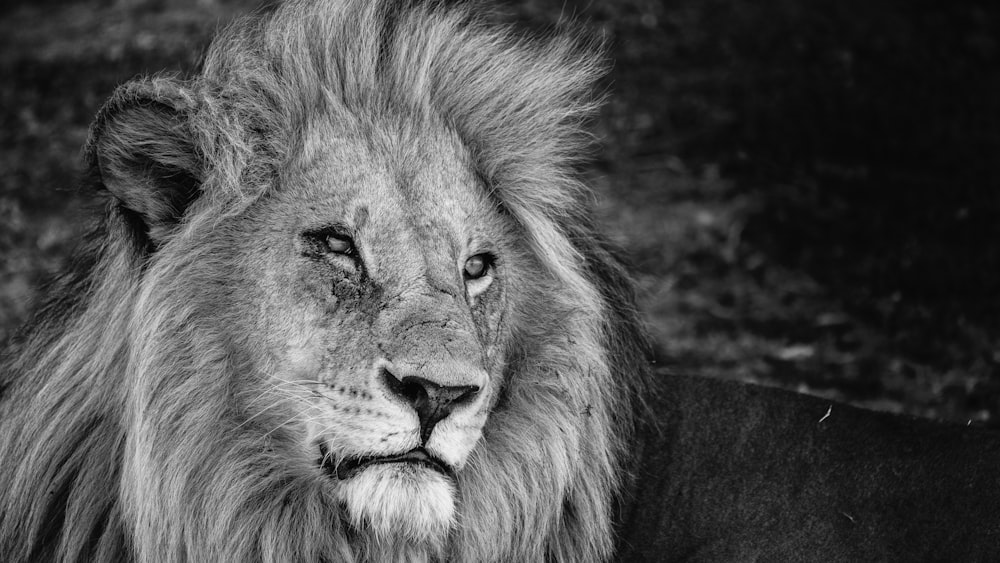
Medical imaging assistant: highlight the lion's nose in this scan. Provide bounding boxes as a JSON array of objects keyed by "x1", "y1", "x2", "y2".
[{"x1": 380, "y1": 368, "x2": 480, "y2": 443}]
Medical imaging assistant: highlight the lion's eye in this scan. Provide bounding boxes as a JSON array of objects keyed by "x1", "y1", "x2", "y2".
[
  {"x1": 325, "y1": 235, "x2": 354, "y2": 255},
  {"x1": 463, "y1": 253, "x2": 494, "y2": 304},
  {"x1": 300, "y1": 228, "x2": 357, "y2": 262},
  {"x1": 464, "y1": 254, "x2": 488, "y2": 279}
]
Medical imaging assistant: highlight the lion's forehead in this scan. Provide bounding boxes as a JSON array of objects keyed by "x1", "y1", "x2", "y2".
[{"x1": 275, "y1": 123, "x2": 492, "y2": 267}]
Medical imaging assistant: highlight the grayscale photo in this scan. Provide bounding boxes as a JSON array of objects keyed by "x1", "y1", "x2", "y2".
[{"x1": 1, "y1": 0, "x2": 998, "y2": 560}]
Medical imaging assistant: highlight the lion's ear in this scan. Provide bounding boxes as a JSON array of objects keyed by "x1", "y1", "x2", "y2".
[{"x1": 88, "y1": 78, "x2": 202, "y2": 246}]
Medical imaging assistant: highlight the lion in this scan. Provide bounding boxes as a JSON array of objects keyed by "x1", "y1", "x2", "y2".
[
  {"x1": 5, "y1": 0, "x2": 1000, "y2": 562},
  {"x1": 0, "y1": 0, "x2": 646, "y2": 561}
]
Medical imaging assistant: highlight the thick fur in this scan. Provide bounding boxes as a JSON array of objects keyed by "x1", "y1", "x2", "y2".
[{"x1": 0, "y1": 1, "x2": 648, "y2": 562}]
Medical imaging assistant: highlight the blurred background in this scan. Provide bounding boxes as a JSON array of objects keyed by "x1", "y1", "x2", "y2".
[{"x1": 1, "y1": 0, "x2": 998, "y2": 424}]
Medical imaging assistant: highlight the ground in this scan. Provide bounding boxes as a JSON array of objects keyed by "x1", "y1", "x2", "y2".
[{"x1": 2, "y1": 0, "x2": 998, "y2": 425}]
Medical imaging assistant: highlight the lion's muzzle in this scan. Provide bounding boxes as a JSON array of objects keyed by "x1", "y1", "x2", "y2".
[{"x1": 381, "y1": 368, "x2": 480, "y2": 443}]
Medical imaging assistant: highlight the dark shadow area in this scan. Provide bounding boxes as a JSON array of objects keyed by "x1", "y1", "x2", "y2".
[
  {"x1": 570, "y1": 0, "x2": 1000, "y2": 421},
  {"x1": 721, "y1": 1, "x2": 1000, "y2": 349}
]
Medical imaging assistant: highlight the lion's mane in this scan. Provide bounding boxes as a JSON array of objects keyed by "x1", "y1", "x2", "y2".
[{"x1": 0, "y1": 1, "x2": 649, "y2": 561}]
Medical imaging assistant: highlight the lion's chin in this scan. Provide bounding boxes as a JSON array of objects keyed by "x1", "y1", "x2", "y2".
[{"x1": 337, "y1": 463, "x2": 457, "y2": 545}]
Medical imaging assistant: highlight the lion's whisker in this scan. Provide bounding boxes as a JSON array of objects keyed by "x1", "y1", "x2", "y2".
[
  {"x1": 243, "y1": 378, "x2": 317, "y2": 405},
  {"x1": 261, "y1": 413, "x2": 308, "y2": 439}
]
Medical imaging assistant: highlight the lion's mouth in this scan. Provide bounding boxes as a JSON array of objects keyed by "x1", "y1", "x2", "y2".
[{"x1": 319, "y1": 444, "x2": 454, "y2": 481}]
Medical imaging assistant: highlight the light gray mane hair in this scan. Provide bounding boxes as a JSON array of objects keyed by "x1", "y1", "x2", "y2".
[
  {"x1": 194, "y1": 0, "x2": 603, "y2": 216},
  {"x1": 0, "y1": 0, "x2": 649, "y2": 561}
]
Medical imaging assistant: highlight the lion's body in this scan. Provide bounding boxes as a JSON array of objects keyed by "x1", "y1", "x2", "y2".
[
  {"x1": 0, "y1": 1, "x2": 646, "y2": 561},
  {"x1": 616, "y1": 375, "x2": 1000, "y2": 561}
]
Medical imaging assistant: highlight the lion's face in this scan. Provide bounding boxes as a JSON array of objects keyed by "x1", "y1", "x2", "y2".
[{"x1": 195, "y1": 121, "x2": 513, "y2": 542}]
